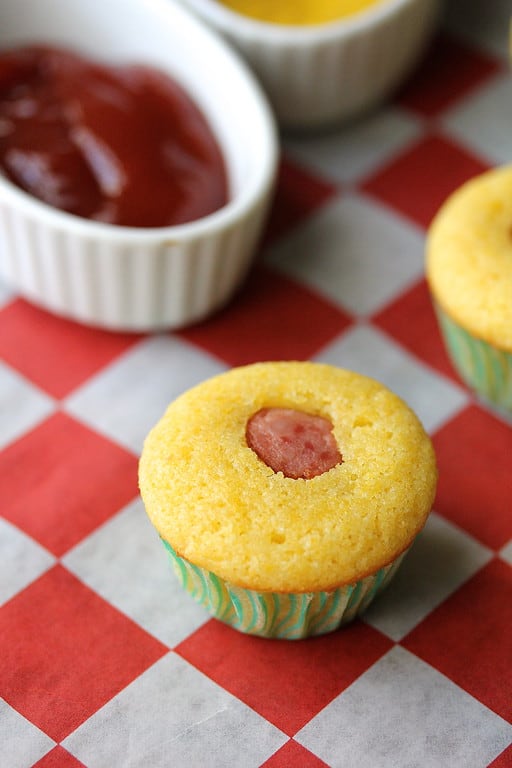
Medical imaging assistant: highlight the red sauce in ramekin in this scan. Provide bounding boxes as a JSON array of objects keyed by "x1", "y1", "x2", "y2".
[{"x1": 0, "y1": 46, "x2": 228, "y2": 227}]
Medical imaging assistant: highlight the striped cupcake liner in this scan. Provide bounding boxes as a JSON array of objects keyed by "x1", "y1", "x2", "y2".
[
  {"x1": 161, "y1": 538, "x2": 408, "y2": 639},
  {"x1": 436, "y1": 305, "x2": 512, "y2": 413}
]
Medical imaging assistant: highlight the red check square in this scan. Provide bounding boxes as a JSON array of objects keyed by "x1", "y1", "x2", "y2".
[
  {"x1": 397, "y1": 32, "x2": 503, "y2": 117},
  {"x1": 176, "y1": 618, "x2": 392, "y2": 736},
  {"x1": 31, "y1": 746, "x2": 87, "y2": 768},
  {"x1": 179, "y1": 266, "x2": 352, "y2": 367},
  {"x1": 0, "y1": 298, "x2": 141, "y2": 398},
  {"x1": 261, "y1": 740, "x2": 330, "y2": 767},
  {"x1": 0, "y1": 565, "x2": 168, "y2": 741},
  {"x1": 362, "y1": 135, "x2": 489, "y2": 229},
  {"x1": 0, "y1": 412, "x2": 138, "y2": 556},
  {"x1": 432, "y1": 406, "x2": 512, "y2": 550},
  {"x1": 403, "y1": 558, "x2": 512, "y2": 723}
]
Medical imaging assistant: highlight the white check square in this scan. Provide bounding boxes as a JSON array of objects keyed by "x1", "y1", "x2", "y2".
[
  {"x1": 297, "y1": 646, "x2": 512, "y2": 768},
  {"x1": 63, "y1": 498, "x2": 208, "y2": 648},
  {"x1": 0, "y1": 700, "x2": 54, "y2": 768},
  {"x1": 266, "y1": 194, "x2": 425, "y2": 317},
  {"x1": 0, "y1": 361, "x2": 54, "y2": 450},
  {"x1": 65, "y1": 334, "x2": 227, "y2": 454},
  {"x1": 64, "y1": 654, "x2": 286, "y2": 768},
  {"x1": 364, "y1": 512, "x2": 492, "y2": 640},
  {"x1": 442, "y1": 73, "x2": 512, "y2": 165},
  {"x1": 0, "y1": 518, "x2": 56, "y2": 606},
  {"x1": 285, "y1": 107, "x2": 421, "y2": 185}
]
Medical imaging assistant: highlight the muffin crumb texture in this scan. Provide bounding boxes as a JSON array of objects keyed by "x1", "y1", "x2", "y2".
[{"x1": 139, "y1": 362, "x2": 437, "y2": 593}]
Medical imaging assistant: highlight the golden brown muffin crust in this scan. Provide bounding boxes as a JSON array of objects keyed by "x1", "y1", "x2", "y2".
[{"x1": 139, "y1": 362, "x2": 437, "y2": 592}]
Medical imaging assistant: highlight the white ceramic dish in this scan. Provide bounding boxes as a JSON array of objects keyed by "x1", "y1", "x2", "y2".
[
  {"x1": 180, "y1": 0, "x2": 440, "y2": 129},
  {"x1": 0, "y1": 0, "x2": 277, "y2": 330}
]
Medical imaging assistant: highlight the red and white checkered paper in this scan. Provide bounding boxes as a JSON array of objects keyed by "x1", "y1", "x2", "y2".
[{"x1": 1, "y1": 3, "x2": 512, "y2": 766}]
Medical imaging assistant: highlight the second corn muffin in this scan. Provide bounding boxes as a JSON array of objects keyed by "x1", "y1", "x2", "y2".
[{"x1": 426, "y1": 165, "x2": 512, "y2": 412}]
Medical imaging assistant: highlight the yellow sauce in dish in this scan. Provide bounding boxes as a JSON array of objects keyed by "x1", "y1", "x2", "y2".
[{"x1": 217, "y1": 0, "x2": 385, "y2": 26}]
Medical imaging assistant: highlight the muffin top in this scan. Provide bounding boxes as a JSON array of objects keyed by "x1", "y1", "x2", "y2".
[
  {"x1": 426, "y1": 165, "x2": 512, "y2": 351},
  {"x1": 139, "y1": 361, "x2": 437, "y2": 592}
]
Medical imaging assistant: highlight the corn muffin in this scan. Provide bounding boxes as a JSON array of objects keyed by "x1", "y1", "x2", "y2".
[
  {"x1": 139, "y1": 361, "x2": 437, "y2": 639},
  {"x1": 426, "y1": 165, "x2": 512, "y2": 412}
]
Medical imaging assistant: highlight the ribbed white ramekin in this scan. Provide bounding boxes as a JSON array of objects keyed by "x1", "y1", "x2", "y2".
[
  {"x1": 0, "y1": 0, "x2": 277, "y2": 330},
  {"x1": 180, "y1": 0, "x2": 440, "y2": 129}
]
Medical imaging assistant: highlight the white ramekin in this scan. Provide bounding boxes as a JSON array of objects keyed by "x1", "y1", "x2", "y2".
[
  {"x1": 0, "y1": 0, "x2": 277, "y2": 331},
  {"x1": 180, "y1": 0, "x2": 440, "y2": 129}
]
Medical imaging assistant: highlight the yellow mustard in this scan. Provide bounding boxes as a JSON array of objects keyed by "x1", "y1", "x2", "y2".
[{"x1": 218, "y1": 0, "x2": 385, "y2": 26}]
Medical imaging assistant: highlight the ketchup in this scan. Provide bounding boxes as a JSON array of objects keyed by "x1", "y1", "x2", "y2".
[{"x1": 0, "y1": 46, "x2": 228, "y2": 227}]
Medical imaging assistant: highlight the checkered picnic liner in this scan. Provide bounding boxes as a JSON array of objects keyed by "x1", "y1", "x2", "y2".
[{"x1": 0, "y1": 5, "x2": 511, "y2": 767}]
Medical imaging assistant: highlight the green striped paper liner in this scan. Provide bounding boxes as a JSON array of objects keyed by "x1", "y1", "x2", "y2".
[
  {"x1": 436, "y1": 305, "x2": 512, "y2": 412},
  {"x1": 160, "y1": 538, "x2": 408, "y2": 639}
]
